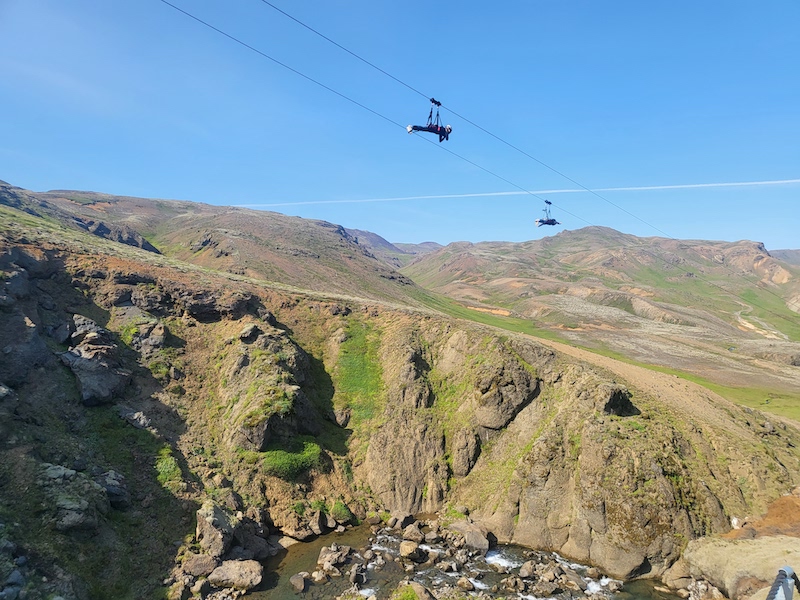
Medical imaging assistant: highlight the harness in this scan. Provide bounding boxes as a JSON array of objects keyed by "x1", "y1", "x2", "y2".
[{"x1": 426, "y1": 98, "x2": 442, "y2": 128}]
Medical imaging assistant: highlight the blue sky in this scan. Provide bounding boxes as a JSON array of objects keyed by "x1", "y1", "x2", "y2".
[{"x1": 1, "y1": 1, "x2": 798, "y2": 249}]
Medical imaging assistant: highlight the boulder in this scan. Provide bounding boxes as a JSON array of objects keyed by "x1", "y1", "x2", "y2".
[
  {"x1": 167, "y1": 582, "x2": 190, "y2": 600},
  {"x1": 317, "y1": 543, "x2": 351, "y2": 567},
  {"x1": 39, "y1": 463, "x2": 109, "y2": 532},
  {"x1": 519, "y1": 560, "x2": 536, "y2": 578},
  {"x1": 399, "y1": 541, "x2": 425, "y2": 563},
  {"x1": 451, "y1": 429, "x2": 480, "y2": 477},
  {"x1": 239, "y1": 324, "x2": 262, "y2": 343},
  {"x1": 0, "y1": 309, "x2": 52, "y2": 386},
  {"x1": 402, "y1": 523, "x2": 425, "y2": 543},
  {"x1": 208, "y1": 560, "x2": 263, "y2": 590},
  {"x1": 348, "y1": 564, "x2": 367, "y2": 585},
  {"x1": 448, "y1": 520, "x2": 492, "y2": 555},
  {"x1": 394, "y1": 514, "x2": 415, "y2": 529},
  {"x1": 289, "y1": 573, "x2": 307, "y2": 592},
  {"x1": 457, "y1": 577, "x2": 475, "y2": 591},
  {"x1": 182, "y1": 553, "x2": 218, "y2": 577},
  {"x1": 129, "y1": 321, "x2": 168, "y2": 358},
  {"x1": 562, "y1": 566, "x2": 588, "y2": 591},
  {"x1": 311, "y1": 570, "x2": 328, "y2": 584},
  {"x1": 234, "y1": 529, "x2": 276, "y2": 560},
  {"x1": 682, "y1": 535, "x2": 800, "y2": 600},
  {"x1": 96, "y1": 470, "x2": 130, "y2": 510},
  {"x1": 406, "y1": 582, "x2": 436, "y2": 600},
  {"x1": 60, "y1": 315, "x2": 131, "y2": 405},
  {"x1": 196, "y1": 501, "x2": 235, "y2": 559},
  {"x1": 309, "y1": 510, "x2": 327, "y2": 535}
]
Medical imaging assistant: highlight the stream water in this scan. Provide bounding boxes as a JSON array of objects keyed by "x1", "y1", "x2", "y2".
[{"x1": 250, "y1": 523, "x2": 681, "y2": 600}]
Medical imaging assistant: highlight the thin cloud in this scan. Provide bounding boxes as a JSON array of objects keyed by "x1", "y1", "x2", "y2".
[{"x1": 235, "y1": 178, "x2": 800, "y2": 208}]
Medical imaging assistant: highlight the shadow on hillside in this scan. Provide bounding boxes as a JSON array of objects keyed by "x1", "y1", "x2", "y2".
[
  {"x1": 304, "y1": 354, "x2": 350, "y2": 457},
  {"x1": 1, "y1": 271, "x2": 197, "y2": 598}
]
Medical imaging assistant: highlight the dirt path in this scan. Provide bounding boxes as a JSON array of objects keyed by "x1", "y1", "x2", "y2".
[{"x1": 532, "y1": 337, "x2": 754, "y2": 433}]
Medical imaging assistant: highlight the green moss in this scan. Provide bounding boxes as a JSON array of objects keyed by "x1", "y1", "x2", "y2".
[
  {"x1": 261, "y1": 438, "x2": 324, "y2": 481},
  {"x1": 119, "y1": 322, "x2": 140, "y2": 346},
  {"x1": 390, "y1": 586, "x2": 420, "y2": 600},
  {"x1": 155, "y1": 446, "x2": 183, "y2": 491},
  {"x1": 330, "y1": 500, "x2": 354, "y2": 523},
  {"x1": 334, "y1": 320, "x2": 383, "y2": 426}
]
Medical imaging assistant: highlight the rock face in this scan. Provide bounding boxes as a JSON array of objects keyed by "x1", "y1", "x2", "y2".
[
  {"x1": 0, "y1": 247, "x2": 60, "y2": 386},
  {"x1": 355, "y1": 319, "x2": 800, "y2": 580},
  {"x1": 71, "y1": 216, "x2": 161, "y2": 254},
  {"x1": 59, "y1": 315, "x2": 131, "y2": 405},
  {"x1": 678, "y1": 536, "x2": 800, "y2": 600},
  {"x1": 218, "y1": 323, "x2": 323, "y2": 452}
]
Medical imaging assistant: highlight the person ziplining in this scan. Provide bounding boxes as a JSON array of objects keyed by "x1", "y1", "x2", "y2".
[
  {"x1": 535, "y1": 200, "x2": 560, "y2": 227},
  {"x1": 407, "y1": 98, "x2": 452, "y2": 142}
]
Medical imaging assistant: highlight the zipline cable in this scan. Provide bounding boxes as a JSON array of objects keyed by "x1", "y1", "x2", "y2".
[
  {"x1": 252, "y1": 0, "x2": 800, "y2": 329},
  {"x1": 156, "y1": 0, "x2": 587, "y2": 225},
  {"x1": 157, "y1": 0, "x2": 402, "y2": 132},
  {"x1": 156, "y1": 0, "x2": 797, "y2": 331},
  {"x1": 257, "y1": 0, "x2": 431, "y2": 102},
  {"x1": 255, "y1": 0, "x2": 674, "y2": 238}
]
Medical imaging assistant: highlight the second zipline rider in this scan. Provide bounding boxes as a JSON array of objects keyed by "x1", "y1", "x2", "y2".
[{"x1": 407, "y1": 98, "x2": 452, "y2": 142}]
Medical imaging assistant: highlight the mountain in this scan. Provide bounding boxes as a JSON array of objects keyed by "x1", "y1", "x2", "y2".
[
  {"x1": 341, "y1": 228, "x2": 443, "y2": 268},
  {"x1": 773, "y1": 249, "x2": 800, "y2": 266},
  {"x1": 400, "y1": 226, "x2": 800, "y2": 393},
  {"x1": 0, "y1": 181, "x2": 423, "y2": 306},
  {"x1": 2, "y1": 182, "x2": 800, "y2": 599}
]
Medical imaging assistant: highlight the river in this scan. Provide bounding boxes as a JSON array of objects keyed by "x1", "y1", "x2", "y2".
[{"x1": 249, "y1": 523, "x2": 681, "y2": 600}]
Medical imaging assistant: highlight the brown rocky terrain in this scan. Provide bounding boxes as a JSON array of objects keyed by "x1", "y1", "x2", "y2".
[
  {"x1": 401, "y1": 228, "x2": 800, "y2": 394},
  {"x1": 2, "y1": 186, "x2": 800, "y2": 600}
]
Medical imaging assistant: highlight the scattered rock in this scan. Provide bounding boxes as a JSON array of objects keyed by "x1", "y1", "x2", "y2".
[
  {"x1": 448, "y1": 520, "x2": 492, "y2": 555},
  {"x1": 402, "y1": 523, "x2": 425, "y2": 543},
  {"x1": 289, "y1": 573, "x2": 307, "y2": 592},
  {"x1": 207, "y1": 560, "x2": 263, "y2": 590},
  {"x1": 183, "y1": 553, "x2": 218, "y2": 577}
]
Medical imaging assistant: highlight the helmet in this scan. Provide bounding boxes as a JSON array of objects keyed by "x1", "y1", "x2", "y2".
[{"x1": 445, "y1": 125, "x2": 452, "y2": 133}]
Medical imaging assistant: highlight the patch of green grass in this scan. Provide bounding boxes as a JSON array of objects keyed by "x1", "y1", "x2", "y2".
[
  {"x1": 411, "y1": 290, "x2": 564, "y2": 341},
  {"x1": 390, "y1": 586, "x2": 419, "y2": 600},
  {"x1": 155, "y1": 446, "x2": 183, "y2": 491},
  {"x1": 739, "y1": 288, "x2": 800, "y2": 341},
  {"x1": 335, "y1": 320, "x2": 383, "y2": 425},
  {"x1": 148, "y1": 359, "x2": 170, "y2": 380},
  {"x1": 440, "y1": 506, "x2": 467, "y2": 525},
  {"x1": 261, "y1": 437, "x2": 324, "y2": 481},
  {"x1": 330, "y1": 500, "x2": 355, "y2": 523},
  {"x1": 119, "y1": 322, "x2": 140, "y2": 346}
]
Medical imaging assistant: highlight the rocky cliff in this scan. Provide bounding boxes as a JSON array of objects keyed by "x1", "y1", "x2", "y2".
[{"x1": 2, "y1": 206, "x2": 800, "y2": 597}]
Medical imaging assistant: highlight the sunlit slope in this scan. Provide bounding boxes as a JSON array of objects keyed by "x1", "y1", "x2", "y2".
[
  {"x1": 401, "y1": 226, "x2": 800, "y2": 390},
  {"x1": 4, "y1": 183, "x2": 427, "y2": 306}
]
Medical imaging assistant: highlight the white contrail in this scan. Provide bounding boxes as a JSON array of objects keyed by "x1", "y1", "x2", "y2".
[{"x1": 234, "y1": 178, "x2": 800, "y2": 208}]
